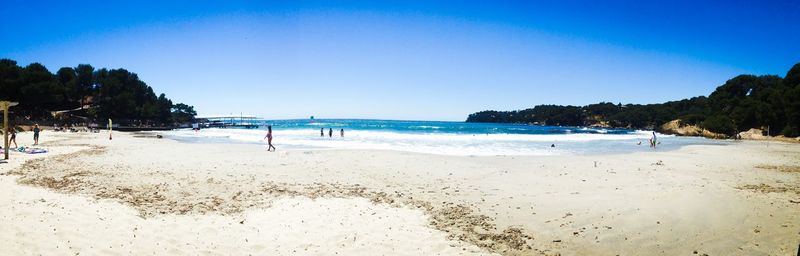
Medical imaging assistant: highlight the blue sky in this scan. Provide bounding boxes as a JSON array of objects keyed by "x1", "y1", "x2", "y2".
[{"x1": 1, "y1": 0, "x2": 798, "y2": 120}]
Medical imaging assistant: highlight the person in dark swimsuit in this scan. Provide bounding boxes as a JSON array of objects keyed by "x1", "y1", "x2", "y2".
[
  {"x1": 8, "y1": 126, "x2": 17, "y2": 148},
  {"x1": 340, "y1": 129, "x2": 344, "y2": 137},
  {"x1": 320, "y1": 128, "x2": 324, "y2": 137},
  {"x1": 264, "y1": 126, "x2": 275, "y2": 151},
  {"x1": 328, "y1": 128, "x2": 332, "y2": 138},
  {"x1": 33, "y1": 124, "x2": 40, "y2": 146}
]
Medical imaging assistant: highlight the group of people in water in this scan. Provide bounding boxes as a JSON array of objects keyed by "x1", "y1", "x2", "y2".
[
  {"x1": 2, "y1": 124, "x2": 41, "y2": 149},
  {"x1": 262, "y1": 126, "x2": 346, "y2": 152},
  {"x1": 262, "y1": 127, "x2": 664, "y2": 152},
  {"x1": 636, "y1": 131, "x2": 660, "y2": 148},
  {"x1": 320, "y1": 128, "x2": 344, "y2": 138}
]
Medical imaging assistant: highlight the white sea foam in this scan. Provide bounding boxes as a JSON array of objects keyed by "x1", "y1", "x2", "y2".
[
  {"x1": 409, "y1": 125, "x2": 443, "y2": 129},
  {"x1": 163, "y1": 128, "x2": 691, "y2": 156}
]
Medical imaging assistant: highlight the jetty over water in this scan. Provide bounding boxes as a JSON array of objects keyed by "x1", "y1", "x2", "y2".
[{"x1": 195, "y1": 114, "x2": 261, "y2": 129}]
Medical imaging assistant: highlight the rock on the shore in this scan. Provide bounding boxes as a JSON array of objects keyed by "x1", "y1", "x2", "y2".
[
  {"x1": 738, "y1": 128, "x2": 767, "y2": 140},
  {"x1": 659, "y1": 119, "x2": 726, "y2": 139},
  {"x1": 738, "y1": 128, "x2": 800, "y2": 143}
]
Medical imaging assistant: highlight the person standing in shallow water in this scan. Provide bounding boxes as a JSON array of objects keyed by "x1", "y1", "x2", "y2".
[
  {"x1": 328, "y1": 128, "x2": 333, "y2": 137},
  {"x1": 320, "y1": 128, "x2": 324, "y2": 137},
  {"x1": 264, "y1": 126, "x2": 276, "y2": 152},
  {"x1": 340, "y1": 129, "x2": 344, "y2": 137},
  {"x1": 33, "y1": 124, "x2": 40, "y2": 146},
  {"x1": 650, "y1": 131, "x2": 657, "y2": 148}
]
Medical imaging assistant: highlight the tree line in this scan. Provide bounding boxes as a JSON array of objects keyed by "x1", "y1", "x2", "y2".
[
  {"x1": 0, "y1": 59, "x2": 196, "y2": 125},
  {"x1": 467, "y1": 62, "x2": 800, "y2": 137}
]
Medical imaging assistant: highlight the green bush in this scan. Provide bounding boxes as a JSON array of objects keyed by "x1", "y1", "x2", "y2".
[
  {"x1": 678, "y1": 114, "x2": 705, "y2": 125},
  {"x1": 781, "y1": 125, "x2": 799, "y2": 137},
  {"x1": 702, "y1": 115, "x2": 736, "y2": 135}
]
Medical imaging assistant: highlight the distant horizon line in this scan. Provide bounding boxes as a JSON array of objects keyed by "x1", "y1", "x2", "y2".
[{"x1": 198, "y1": 117, "x2": 468, "y2": 122}]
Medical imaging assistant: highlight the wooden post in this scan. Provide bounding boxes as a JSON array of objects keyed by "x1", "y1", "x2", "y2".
[
  {"x1": 1, "y1": 101, "x2": 19, "y2": 160},
  {"x1": 3, "y1": 103, "x2": 7, "y2": 160}
]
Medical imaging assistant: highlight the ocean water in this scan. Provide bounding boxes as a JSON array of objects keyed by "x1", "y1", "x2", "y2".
[{"x1": 162, "y1": 119, "x2": 730, "y2": 156}]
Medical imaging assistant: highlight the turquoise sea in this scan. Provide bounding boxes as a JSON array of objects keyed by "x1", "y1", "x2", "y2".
[{"x1": 164, "y1": 119, "x2": 731, "y2": 156}]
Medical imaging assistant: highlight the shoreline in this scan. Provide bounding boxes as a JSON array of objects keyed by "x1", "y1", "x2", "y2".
[
  {"x1": 15, "y1": 120, "x2": 797, "y2": 150},
  {"x1": 155, "y1": 127, "x2": 733, "y2": 157},
  {"x1": 668, "y1": 133, "x2": 800, "y2": 144},
  {"x1": 2, "y1": 131, "x2": 799, "y2": 255}
]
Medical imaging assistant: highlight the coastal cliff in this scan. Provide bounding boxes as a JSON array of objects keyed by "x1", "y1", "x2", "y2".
[{"x1": 658, "y1": 119, "x2": 726, "y2": 139}]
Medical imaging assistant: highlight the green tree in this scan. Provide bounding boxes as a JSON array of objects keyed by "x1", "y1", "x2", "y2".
[
  {"x1": 20, "y1": 63, "x2": 62, "y2": 117},
  {"x1": 466, "y1": 62, "x2": 800, "y2": 137},
  {"x1": 0, "y1": 59, "x2": 23, "y2": 102},
  {"x1": 703, "y1": 115, "x2": 736, "y2": 135},
  {"x1": 56, "y1": 67, "x2": 78, "y2": 109},
  {"x1": 75, "y1": 64, "x2": 95, "y2": 104},
  {"x1": 0, "y1": 58, "x2": 194, "y2": 126},
  {"x1": 782, "y1": 63, "x2": 800, "y2": 136},
  {"x1": 171, "y1": 103, "x2": 196, "y2": 123},
  {"x1": 156, "y1": 93, "x2": 173, "y2": 124}
]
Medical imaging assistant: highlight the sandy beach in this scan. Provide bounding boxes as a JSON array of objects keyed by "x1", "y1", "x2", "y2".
[{"x1": 1, "y1": 131, "x2": 799, "y2": 255}]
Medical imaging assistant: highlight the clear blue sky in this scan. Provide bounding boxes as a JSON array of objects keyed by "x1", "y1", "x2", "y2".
[{"x1": 2, "y1": 0, "x2": 798, "y2": 120}]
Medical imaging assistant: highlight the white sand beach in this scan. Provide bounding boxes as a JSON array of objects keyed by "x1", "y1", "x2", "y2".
[{"x1": 2, "y1": 131, "x2": 799, "y2": 255}]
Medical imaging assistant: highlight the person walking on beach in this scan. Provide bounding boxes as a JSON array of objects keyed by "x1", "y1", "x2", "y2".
[
  {"x1": 650, "y1": 131, "x2": 657, "y2": 148},
  {"x1": 33, "y1": 124, "x2": 40, "y2": 146},
  {"x1": 328, "y1": 128, "x2": 333, "y2": 138},
  {"x1": 320, "y1": 128, "x2": 324, "y2": 137},
  {"x1": 8, "y1": 126, "x2": 17, "y2": 148},
  {"x1": 340, "y1": 129, "x2": 344, "y2": 137},
  {"x1": 264, "y1": 126, "x2": 276, "y2": 152}
]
